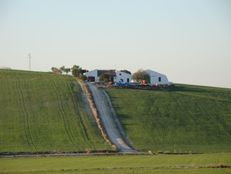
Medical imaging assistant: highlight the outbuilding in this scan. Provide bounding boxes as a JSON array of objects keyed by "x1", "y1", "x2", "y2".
[
  {"x1": 84, "y1": 69, "x2": 99, "y2": 82},
  {"x1": 84, "y1": 69, "x2": 131, "y2": 84},
  {"x1": 145, "y1": 70, "x2": 169, "y2": 85},
  {"x1": 114, "y1": 71, "x2": 131, "y2": 84},
  {"x1": 84, "y1": 69, "x2": 115, "y2": 82}
]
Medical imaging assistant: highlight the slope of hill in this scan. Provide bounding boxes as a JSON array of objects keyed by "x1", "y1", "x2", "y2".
[
  {"x1": 106, "y1": 85, "x2": 231, "y2": 153},
  {"x1": 0, "y1": 70, "x2": 111, "y2": 153}
]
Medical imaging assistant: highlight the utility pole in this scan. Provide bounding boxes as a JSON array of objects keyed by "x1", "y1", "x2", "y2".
[{"x1": 28, "y1": 53, "x2": 31, "y2": 71}]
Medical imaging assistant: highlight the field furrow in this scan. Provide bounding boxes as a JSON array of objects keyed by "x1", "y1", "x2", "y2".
[
  {"x1": 106, "y1": 84, "x2": 231, "y2": 153},
  {"x1": 51, "y1": 78, "x2": 78, "y2": 146},
  {"x1": 16, "y1": 79, "x2": 36, "y2": 151},
  {"x1": 64, "y1": 80, "x2": 88, "y2": 143},
  {"x1": 0, "y1": 70, "x2": 111, "y2": 153},
  {"x1": 66, "y1": 81, "x2": 90, "y2": 143}
]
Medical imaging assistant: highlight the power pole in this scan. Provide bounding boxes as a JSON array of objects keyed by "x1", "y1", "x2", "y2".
[{"x1": 28, "y1": 53, "x2": 31, "y2": 71}]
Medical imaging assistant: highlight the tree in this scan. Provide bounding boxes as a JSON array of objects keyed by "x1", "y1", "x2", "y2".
[
  {"x1": 64, "y1": 68, "x2": 71, "y2": 75},
  {"x1": 80, "y1": 69, "x2": 88, "y2": 75},
  {"x1": 132, "y1": 70, "x2": 150, "y2": 83},
  {"x1": 60, "y1": 66, "x2": 66, "y2": 74},
  {"x1": 51, "y1": 67, "x2": 61, "y2": 74},
  {"x1": 132, "y1": 70, "x2": 144, "y2": 82},
  {"x1": 71, "y1": 65, "x2": 82, "y2": 77},
  {"x1": 71, "y1": 65, "x2": 88, "y2": 78}
]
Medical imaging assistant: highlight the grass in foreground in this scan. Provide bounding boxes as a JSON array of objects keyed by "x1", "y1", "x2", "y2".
[
  {"x1": 106, "y1": 84, "x2": 231, "y2": 153},
  {"x1": 0, "y1": 70, "x2": 110, "y2": 153},
  {"x1": 0, "y1": 153, "x2": 230, "y2": 174}
]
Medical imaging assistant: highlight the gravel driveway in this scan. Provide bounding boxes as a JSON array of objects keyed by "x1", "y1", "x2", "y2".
[{"x1": 87, "y1": 83, "x2": 136, "y2": 153}]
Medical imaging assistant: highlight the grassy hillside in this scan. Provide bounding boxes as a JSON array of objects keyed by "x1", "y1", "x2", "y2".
[
  {"x1": 107, "y1": 85, "x2": 231, "y2": 153},
  {"x1": 1, "y1": 153, "x2": 230, "y2": 174},
  {"x1": 0, "y1": 70, "x2": 110, "y2": 153}
]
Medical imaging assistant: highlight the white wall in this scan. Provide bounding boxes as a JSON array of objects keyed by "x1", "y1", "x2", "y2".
[
  {"x1": 85, "y1": 70, "x2": 132, "y2": 83},
  {"x1": 114, "y1": 71, "x2": 131, "y2": 83},
  {"x1": 145, "y1": 70, "x2": 169, "y2": 85},
  {"x1": 85, "y1": 69, "x2": 100, "y2": 82}
]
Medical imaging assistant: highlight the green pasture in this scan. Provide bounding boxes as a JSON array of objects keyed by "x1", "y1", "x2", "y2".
[
  {"x1": 107, "y1": 85, "x2": 231, "y2": 153},
  {"x1": 0, "y1": 153, "x2": 230, "y2": 174}
]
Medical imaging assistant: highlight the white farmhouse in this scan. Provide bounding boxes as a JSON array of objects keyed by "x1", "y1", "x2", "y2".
[
  {"x1": 114, "y1": 71, "x2": 131, "y2": 83},
  {"x1": 84, "y1": 69, "x2": 131, "y2": 84},
  {"x1": 145, "y1": 70, "x2": 169, "y2": 85}
]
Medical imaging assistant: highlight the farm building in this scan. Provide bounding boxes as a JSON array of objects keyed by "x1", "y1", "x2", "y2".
[
  {"x1": 84, "y1": 69, "x2": 115, "y2": 82},
  {"x1": 145, "y1": 70, "x2": 169, "y2": 85},
  {"x1": 84, "y1": 69, "x2": 132, "y2": 84},
  {"x1": 115, "y1": 71, "x2": 131, "y2": 83}
]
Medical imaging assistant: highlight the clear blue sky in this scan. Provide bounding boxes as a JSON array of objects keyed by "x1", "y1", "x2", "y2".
[{"x1": 0, "y1": 0, "x2": 231, "y2": 88}]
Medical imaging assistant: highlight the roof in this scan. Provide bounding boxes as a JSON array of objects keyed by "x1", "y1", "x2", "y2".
[
  {"x1": 97, "y1": 70, "x2": 116, "y2": 77},
  {"x1": 145, "y1": 69, "x2": 166, "y2": 77}
]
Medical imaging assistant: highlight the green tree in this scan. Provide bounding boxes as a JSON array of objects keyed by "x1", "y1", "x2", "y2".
[
  {"x1": 71, "y1": 65, "x2": 82, "y2": 77},
  {"x1": 60, "y1": 66, "x2": 66, "y2": 74},
  {"x1": 64, "y1": 68, "x2": 71, "y2": 75},
  {"x1": 80, "y1": 69, "x2": 88, "y2": 75}
]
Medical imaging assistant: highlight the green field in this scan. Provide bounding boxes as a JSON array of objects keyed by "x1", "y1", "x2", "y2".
[
  {"x1": 0, "y1": 153, "x2": 230, "y2": 174},
  {"x1": 106, "y1": 85, "x2": 231, "y2": 153},
  {"x1": 0, "y1": 70, "x2": 110, "y2": 153}
]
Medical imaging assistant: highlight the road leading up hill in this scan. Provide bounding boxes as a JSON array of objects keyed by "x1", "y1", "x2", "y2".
[{"x1": 87, "y1": 83, "x2": 136, "y2": 153}]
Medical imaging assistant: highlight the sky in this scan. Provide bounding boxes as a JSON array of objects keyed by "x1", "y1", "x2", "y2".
[{"x1": 0, "y1": 0, "x2": 231, "y2": 88}]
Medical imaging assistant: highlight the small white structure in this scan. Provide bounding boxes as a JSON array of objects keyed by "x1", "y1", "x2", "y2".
[
  {"x1": 114, "y1": 71, "x2": 131, "y2": 83},
  {"x1": 85, "y1": 69, "x2": 100, "y2": 82},
  {"x1": 84, "y1": 69, "x2": 131, "y2": 84},
  {"x1": 145, "y1": 70, "x2": 169, "y2": 85}
]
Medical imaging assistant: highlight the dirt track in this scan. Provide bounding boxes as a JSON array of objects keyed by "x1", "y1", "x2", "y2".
[
  {"x1": 0, "y1": 82, "x2": 136, "y2": 158},
  {"x1": 87, "y1": 83, "x2": 136, "y2": 153}
]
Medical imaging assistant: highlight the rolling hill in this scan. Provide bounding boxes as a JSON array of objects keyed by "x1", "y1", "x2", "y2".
[
  {"x1": 0, "y1": 70, "x2": 111, "y2": 153},
  {"x1": 106, "y1": 85, "x2": 231, "y2": 153}
]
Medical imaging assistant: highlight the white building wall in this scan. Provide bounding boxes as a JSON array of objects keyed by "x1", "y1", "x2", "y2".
[
  {"x1": 114, "y1": 71, "x2": 131, "y2": 84},
  {"x1": 145, "y1": 70, "x2": 169, "y2": 85},
  {"x1": 85, "y1": 69, "x2": 100, "y2": 82},
  {"x1": 85, "y1": 70, "x2": 132, "y2": 83}
]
